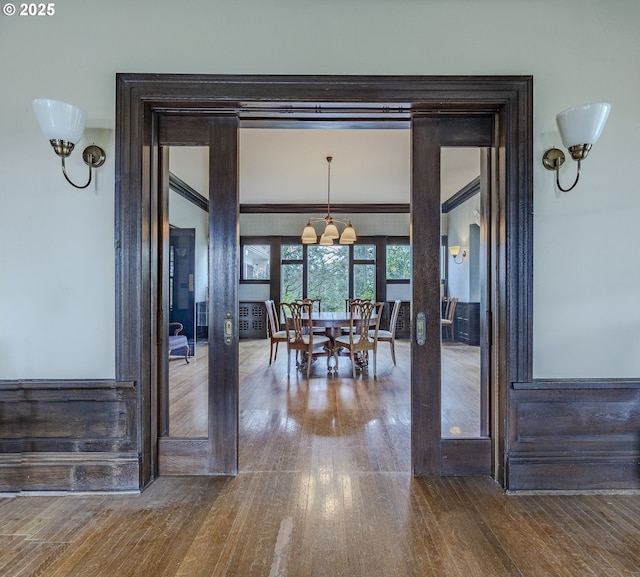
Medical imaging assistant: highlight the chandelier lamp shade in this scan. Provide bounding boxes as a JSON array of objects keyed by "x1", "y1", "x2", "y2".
[
  {"x1": 301, "y1": 156, "x2": 357, "y2": 245},
  {"x1": 32, "y1": 98, "x2": 106, "y2": 189},
  {"x1": 541, "y1": 102, "x2": 611, "y2": 192}
]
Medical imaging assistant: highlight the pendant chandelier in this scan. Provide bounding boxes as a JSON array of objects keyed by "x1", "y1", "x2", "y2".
[{"x1": 301, "y1": 156, "x2": 357, "y2": 245}]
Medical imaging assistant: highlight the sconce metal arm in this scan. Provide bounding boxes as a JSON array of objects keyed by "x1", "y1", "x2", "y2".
[
  {"x1": 58, "y1": 144, "x2": 106, "y2": 189},
  {"x1": 554, "y1": 159, "x2": 582, "y2": 192},
  {"x1": 61, "y1": 157, "x2": 92, "y2": 189},
  {"x1": 542, "y1": 145, "x2": 588, "y2": 193}
]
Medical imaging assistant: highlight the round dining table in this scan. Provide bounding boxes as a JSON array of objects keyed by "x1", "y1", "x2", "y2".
[{"x1": 284, "y1": 311, "x2": 379, "y2": 372}]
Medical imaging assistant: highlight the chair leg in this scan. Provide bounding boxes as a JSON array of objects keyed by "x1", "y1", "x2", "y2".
[
  {"x1": 351, "y1": 349, "x2": 356, "y2": 378},
  {"x1": 287, "y1": 351, "x2": 291, "y2": 375},
  {"x1": 269, "y1": 342, "x2": 274, "y2": 365},
  {"x1": 373, "y1": 349, "x2": 377, "y2": 378},
  {"x1": 184, "y1": 344, "x2": 190, "y2": 364},
  {"x1": 390, "y1": 341, "x2": 396, "y2": 365}
]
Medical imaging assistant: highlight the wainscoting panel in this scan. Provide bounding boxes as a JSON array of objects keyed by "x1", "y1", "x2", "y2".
[
  {"x1": 0, "y1": 380, "x2": 139, "y2": 492},
  {"x1": 508, "y1": 381, "x2": 640, "y2": 490}
]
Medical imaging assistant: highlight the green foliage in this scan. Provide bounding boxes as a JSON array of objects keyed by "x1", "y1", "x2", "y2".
[
  {"x1": 307, "y1": 245, "x2": 349, "y2": 311},
  {"x1": 386, "y1": 245, "x2": 411, "y2": 280}
]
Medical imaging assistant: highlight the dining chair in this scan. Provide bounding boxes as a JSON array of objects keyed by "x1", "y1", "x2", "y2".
[
  {"x1": 342, "y1": 298, "x2": 368, "y2": 334},
  {"x1": 169, "y1": 322, "x2": 190, "y2": 364},
  {"x1": 371, "y1": 299, "x2": 401, "y2": 365},
  {"x1": 281, "y1": 300, "x2": 331, "y2": 378},
  {"x1": 334, "y1": 300, "x2": 383, "y2": 378},
  {"x1": 441, "y1": 297, "x2": 458, "y2": 340},
  {"x1": 265, "y1": 300, "x2": 288, "y2": 365},
  {"x1": 294, "y1": 298, "x2": 324, "y2": 335}
]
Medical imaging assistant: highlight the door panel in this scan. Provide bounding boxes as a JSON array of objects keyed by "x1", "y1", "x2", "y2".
[
  {"x1": 158, "y1": 115, "x2": 239, "y2": 475},
  {"x1": 411, "y1": 115, "x2": 492, "y2": 476},
  {"x1": 169, "y1": 227, "x2": 196, "y2": 355}
]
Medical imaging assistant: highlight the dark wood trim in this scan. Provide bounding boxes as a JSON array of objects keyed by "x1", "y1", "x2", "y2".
[
  {"x1": 169, "y1": 172, "x2": 209, "y2": 212},
  {"x1": 441, "y1": 439, "x2": 492, "y2": 476},
  {"x1": 513, "y1": 379, "x2": 640, "y2": 390},
  {"x1": 113, "y1": 74, "x2": 532, "y2": 491},
  {"x1": 0, "y1": 379, "x2": 138, "y2": 491},
  {"x1": 508, "y1": 384, "x2": 640, "y2": 490},
  {"x1": 240, "y1": 203, "x2": 409, "y2": 214},
  {"x1": 411, "y1": 115, "x2": 443, "y2": 475},
  {"x1": 208, "y1": 115, "x2": 240, "y2": 474},
  {"x1": 441, "y1": 176, "x2": 480, "y2": 213}
]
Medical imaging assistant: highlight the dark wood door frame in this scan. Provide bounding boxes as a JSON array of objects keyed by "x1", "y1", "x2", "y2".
[{"x1": 115, "y1": 74, "x2": 533, "y2": 489}]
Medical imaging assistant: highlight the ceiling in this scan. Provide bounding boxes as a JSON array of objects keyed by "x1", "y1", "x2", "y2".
[{"x1": 169, "y1": 128, "x2": 481, "y2": 205}]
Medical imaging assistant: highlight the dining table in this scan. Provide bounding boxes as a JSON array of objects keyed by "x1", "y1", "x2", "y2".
[{"x1": 284, "y1": 310, "x2": 379, "y2": 372}]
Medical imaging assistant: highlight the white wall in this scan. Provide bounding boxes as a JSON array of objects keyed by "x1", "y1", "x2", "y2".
[
  {"x1": 1, "y1": 0, "x2": 638, "y2": 379},
  {"x1": 446, "y1": 196, "x2": 481, "y2": 302}
]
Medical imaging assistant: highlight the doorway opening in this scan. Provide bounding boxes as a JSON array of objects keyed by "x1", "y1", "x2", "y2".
[{"x1": 114, "y1": 74, "x2": 533, "y2": 490}]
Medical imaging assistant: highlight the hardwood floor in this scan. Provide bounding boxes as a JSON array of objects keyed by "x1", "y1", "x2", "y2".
[
  {"x1": 170, "y1": 338, "x2": 480, "y2": 441},
  {"x1": 2, "y1": 340, "x2": 640, "y2": 576}
]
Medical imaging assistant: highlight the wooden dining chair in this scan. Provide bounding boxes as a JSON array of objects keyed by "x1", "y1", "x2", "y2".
[
  {"x1": 281, "y1": 301, "x2": 331, "y2": 378},
  {"x1": 335, "y1": 300, "x2": 383, "y2": 378},
  {"x1": 342, "y1": 298, "x2": 368, "y2": 334},
  {"x1": 265, "y1": 300, "x2": 288, "y2": 365},
  {"x1": 441, "y1": 297, "x2": 458, "y2": 340},
  {"x1": 294, "y1": 298, "x2": 324, "y2": 335},
  {"x1": 371, "y1": 299, "x2": 401, "y2": 365}
]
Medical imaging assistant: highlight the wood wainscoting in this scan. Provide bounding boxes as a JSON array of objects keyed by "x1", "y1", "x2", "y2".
[
  {"x1": 508, "y1": 380, "x2": 640, "y2": 491},
  {"x1": 0, "y1": 380, "x2": 139, "y2": 492},
  {"x1": 1, "y1": 370, "x2": 640, "y2": 492}
]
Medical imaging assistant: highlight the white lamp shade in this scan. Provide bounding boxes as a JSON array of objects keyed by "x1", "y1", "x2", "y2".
[
  {"x1": 556, "y1": 102, "x2": 611, "y2": 148},
  {"x1": 32, "y1": 98, "x2": 87, "y2": 144},
  {"x1": 319, "y1": 234, "x2": 333, "y2": 246},
  {"x1": 301, "y1": 222, "x2": 317, "y2": 244},
  {"x1": 323, "y1": 221, "x2": 340, "y2": 240},
  {"x1": 339, "y1": 223, "x2": 357, "y2": 244}
]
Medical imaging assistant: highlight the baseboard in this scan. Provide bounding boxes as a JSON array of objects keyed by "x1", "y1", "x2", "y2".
[{"x1": 0, "y1": 452, "x2": 140, "y2": 492}]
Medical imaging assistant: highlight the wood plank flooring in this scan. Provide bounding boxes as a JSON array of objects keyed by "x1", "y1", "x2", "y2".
[{"x1": 2, "y1": 340, "x2": 640, "y2": 576}]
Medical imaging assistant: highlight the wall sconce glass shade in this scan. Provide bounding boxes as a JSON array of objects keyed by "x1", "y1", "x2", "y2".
[
  {"x1": 556, "y1": 102, "x2": 611, "y2": 160},
  {"x1": 449, "y1": 245, "x2": 466, "y2": 264},
  {"x1": 32, "y1": 98, "x2": 106, "y2": 189},
  {"x1": 542, "y1": 102, "x2": 611, "y2": 192},
  {"x1": 32, "y1": 99, "x2": 86, "y2": 147}
]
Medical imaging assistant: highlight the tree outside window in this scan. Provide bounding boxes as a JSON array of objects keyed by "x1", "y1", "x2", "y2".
[
  {"x1": 386, "y1": 245, "x2": 411, "y2": 280},
  {"x1": 307, "y1": 245, "x2": 348, "y2": 312}
]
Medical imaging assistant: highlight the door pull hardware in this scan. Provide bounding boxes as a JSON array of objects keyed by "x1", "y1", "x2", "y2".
[
  {"x1": 416, "y1": 312, "x2": 426, "y2": 346},
  {"x1": 224, "y1": 312, "x2": 233, "y2": 345}
]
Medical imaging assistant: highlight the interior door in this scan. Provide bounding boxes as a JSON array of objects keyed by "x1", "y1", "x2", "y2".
[
  {"x1": 158, "y1": 115, "x2": 239, "y2": 475},
  {"x1": 411, "y1": 115, "x2": 493, "y2": 476}
]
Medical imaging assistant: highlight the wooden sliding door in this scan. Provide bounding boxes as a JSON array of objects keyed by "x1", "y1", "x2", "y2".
[
  {"x1": 411, "y1": 115, "x2": 493, "y2": 476},
  {"x1": 157, "y1": 115, "x2": 239, "y2": 475}
]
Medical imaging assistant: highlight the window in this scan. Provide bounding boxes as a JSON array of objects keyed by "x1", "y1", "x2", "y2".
[
  {"x1": 353, "y1": 244, "x2": 375, "y2": 301},
  {"x1": 386, "y1": 244, "x2": 411, "y2": 281},
  {"x1": 241, "y1": 244, "x2": 270, "y2": 280},
  {"x1": 281, "y1": 243, "x2": 303, "y2": 302},
  {"x1": 240, "y1": 235, "x2": 409, "y2": 308},
  {"x1": 307, "y1": 244, "x2": 349, "y2": 312}
]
